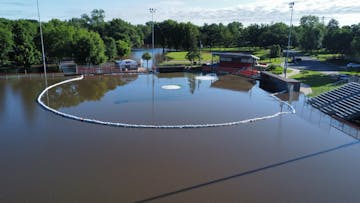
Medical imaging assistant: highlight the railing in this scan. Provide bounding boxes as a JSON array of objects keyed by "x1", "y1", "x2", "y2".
[{"x1": 76, "y1": 65, "x2": 144, "y2": 75}]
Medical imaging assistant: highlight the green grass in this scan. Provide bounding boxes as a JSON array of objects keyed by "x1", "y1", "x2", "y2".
[
  {"x1": 307, "y1": 50, "x2": 351, "y2": 66},
  {"x1": 259, "y1": 57, "x2": 283, "y2": 65},
  {"x1": 269, "y1": 66, "x2": 293, "y2": 75},
  {"x1": 161, "y1": 51, "x2": 218, "y2": 66},
  {"x1": 159, "y1": 61, "x2": 191, "y2": 66},
  {"x1": 290, "y1": 70, "x2": 342, "y2": 97},
  {"x1": 202, "y1": 47, "x2": 261, "y2": 52},
  {"x1": 163, "y1": 47, "x2": 285, "y2": 67},
  {"x1": 340, "y1": 71, "x2": 360, "y2": 76},
  {"x1": 165, "y1": 52, "x2": 188, "y2": 60}
]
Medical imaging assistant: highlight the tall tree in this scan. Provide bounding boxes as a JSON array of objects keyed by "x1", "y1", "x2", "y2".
[
  {"x1": 103, "y1": 37, "x2": 117, "y2": 60},
  {"x1": 116, "y1": 40, "x2": 131, "y2": 57},
  {"x1": 299, "y1": 15, "x2": 325, "y2": 51},
  {"x1": 10, "y1": 20, "x2": 40, "y2": 69},
  {"x1": 72, "y1": 29, "x2": 107, "y2": 64},
  {"x1": 181, "y1": 22, "x2": 200, "y2": 51},
  {"x1": 43, "y1": 19, "x2": 76, "y2": 63},
  {"x1": 351, "y1": 36, "x2": 360, "y2": 56},
  {"x1": 270, "y1": 44, "x2": 281, "y2": 58},
  {"x1": 0, "y1": 23, "x2": 13, "y2": 66},
  {"x1": 186, "y1": 50, "x2": 200, "y2": 66},
  {"x1": 243, "y1": 24, "x2": 266, "y2": 47},
  {"x1": 90, "y1": 9, "x2": 106, "y2": 36},
  {"x1": 141, "y1": 52, "x2": 151, "y2": 68},
  {"x1": 105, "y1": 18, "x2": 143, "y2": 47},
  {"x1": 259, "y1": 23, "x2": 289, "y2": 47},
  {"x1": 227, "y1": 21, "x2": 244, "y2": 47}
]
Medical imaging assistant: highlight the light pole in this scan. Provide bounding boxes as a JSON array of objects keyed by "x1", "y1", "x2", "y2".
[
  {"x1": 149, "y1": 8, "x2": 156, "y2": 72},
  {"x1": 36, "y1": 0, "x2": 47, "y2": 81},
  {"x1": 284, "y1": 2, "x2": 294, "y2": 78}
]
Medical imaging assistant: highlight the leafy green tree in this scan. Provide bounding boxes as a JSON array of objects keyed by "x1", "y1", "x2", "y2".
[
  {"x1": 43, "y1": 19, "x2": 77, "y2": 63},
  {"x1": 201, "y1": 23, "x2": 223, "y2": 48},
  {"x1": 141, "y1": 52, "x2": 151, "y2": 68},
  {"x1": 105, "y1": 18, "x2": 143, "y2": 48},
  {"x1": 72, "y1": 29, "x2": 107, "y2": 64},
  {"x1": 227, "y1": 21, "x2": 244, "y2": 47},
  {"x1": 259, "y1": 23, "x2": 289, "y2": 47},
  {"x1": 186, "y1": 50, "x2": 200, "y2": 66},
  {"x1": 299, "y1": 15, "x2": 325, "y2": 51},
  {"x1": 0, "y1": 23, "x2": 13, "y2": 66},
  {"x1": 155, "y1": 20, "x2": 179, "y2": 52},
  {"x1": 136, "y1": 24, "x2": 151, "y2": 45},
  {"x1": 89, "y1": 9, "x2": 106, "y2": 36},
  {"x1": 181, "y1": 22, "x2": 200, "y2": 51},
  {"x1": 10, "y1": 20, "x2": 40, "y2": 69},
  {"x1": 351, "y1": 36, "x2": 360, "y2": 56},
  {"x1": 116, "y1": 40, "x2": 131, "y2": 57},
  {"x1": 270, "y1": 44, "x2": 281, "y2": 58},
  {"x1": 243, "y1": 24, "x2": 266, "y2": 47},
  {"x1": 103, "y1": 37, "x2": 117, "y2": 60}
]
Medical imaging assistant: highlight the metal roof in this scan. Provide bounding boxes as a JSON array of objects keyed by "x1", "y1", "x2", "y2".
[{"x1": 309, "y1": 82, "x2": 360, "y2": 121}]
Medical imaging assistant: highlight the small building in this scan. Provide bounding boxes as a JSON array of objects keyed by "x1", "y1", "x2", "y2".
[
  {"x1": 59, "y1": 61, "x2": 77, "y2": 76},
  {"x1": 202, "y1": 52, "x2": 260, "y2": 77},
  {"x1": 115, "y1": 59, "x2": 138, "y2": 71}
]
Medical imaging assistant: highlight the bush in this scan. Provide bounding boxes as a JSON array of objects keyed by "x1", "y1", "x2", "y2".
[
  {"x1": 270, "y1": 44, "x2": 281, "y2": 58},
  {"x1": 267, "y1": 64, "x2": 277, "y2": 71}
]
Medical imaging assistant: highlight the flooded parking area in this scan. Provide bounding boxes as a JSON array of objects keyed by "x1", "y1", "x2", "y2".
[{"x1": 0, "y1": 73, "x2": 360, "y2": 202}]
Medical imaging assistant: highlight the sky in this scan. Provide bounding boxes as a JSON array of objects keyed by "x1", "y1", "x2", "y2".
[{"x1": 1, "y1": 0, "x2": 360, "y2": 26}]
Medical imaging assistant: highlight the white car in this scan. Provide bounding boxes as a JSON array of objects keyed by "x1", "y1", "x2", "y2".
[{"x1": 346, "y1": 63, "x2": 360, "y2": 68}]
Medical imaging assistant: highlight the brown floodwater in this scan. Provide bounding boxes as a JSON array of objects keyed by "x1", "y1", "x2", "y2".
[{"x1": 0, "y1": 73, "x2": 359, "y2": 203}]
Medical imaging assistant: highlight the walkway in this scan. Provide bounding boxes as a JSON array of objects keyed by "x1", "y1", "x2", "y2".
[{"x1": 280, "y1": 68, "x2": 313, "y2": 95}]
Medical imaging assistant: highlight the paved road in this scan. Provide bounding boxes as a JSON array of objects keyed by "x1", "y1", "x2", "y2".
[{"x1": 288, "y1": 56, "x2": 345, "y2": 74}]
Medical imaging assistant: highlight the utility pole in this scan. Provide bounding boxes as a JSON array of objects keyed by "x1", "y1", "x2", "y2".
[
  {"x1": 149, "y1": 8, "x2": 156, "y2": 72},
  {"x1": 284, "y1": 2, "x2": 294, "y2": 78},
  {"x1": 36, "y1": 0, "x2": 47, "y2": 82}
]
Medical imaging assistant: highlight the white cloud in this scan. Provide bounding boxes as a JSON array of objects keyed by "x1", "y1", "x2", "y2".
[
  {"x1": 130, "y1": 0, "x2": 360, "y2": 26},
  {"x1": 1, "y1": 0, "x2": 359, "y2": 26}
]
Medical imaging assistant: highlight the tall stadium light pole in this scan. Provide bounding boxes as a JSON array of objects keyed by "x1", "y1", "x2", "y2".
[
  {"x1": 149, "y1": 8, "x2": 156, "y2": 72},
  {"x1": 284, "y1": 2, "x2": 294, "y2": 78},
  {"x1": 36, "y1": 0, "x2": 47, "y2": 81}
]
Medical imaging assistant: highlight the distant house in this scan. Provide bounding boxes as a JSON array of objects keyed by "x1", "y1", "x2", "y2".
[{"x1": 202, "y1": 52, "x2": 260, "y2": 77}]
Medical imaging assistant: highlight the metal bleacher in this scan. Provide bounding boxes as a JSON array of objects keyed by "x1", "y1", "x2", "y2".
[{"x1": 308, "y1": 82, "x2": 360, "y2": 121}]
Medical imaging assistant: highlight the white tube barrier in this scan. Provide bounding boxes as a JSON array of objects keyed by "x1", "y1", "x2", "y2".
[{"x1": 37, "y1": 76, "x2": 296, "y2": 129}]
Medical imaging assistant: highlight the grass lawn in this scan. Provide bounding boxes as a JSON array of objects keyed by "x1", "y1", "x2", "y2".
[
  {"x1": 162, "y1": 51, "x2": 218, "y2": 65},
  {"x1": 269, "y1": 66, "x2": 293, "y2": 75},
  {"x1": 162, "y1": 47, "x2": 288, "y2": 67},
  {"x1": 290, "y1": 70, "x2": 342, "y2": 97},
  {"x1": 307, "y1": 50, "x2": 351, "y2": 66},
  {"x1": 340, "y1": 70, "x2": 360, "y2": 76},
  {"x1": 202, "y1": 47, "x2": 261, "y2": 52}
]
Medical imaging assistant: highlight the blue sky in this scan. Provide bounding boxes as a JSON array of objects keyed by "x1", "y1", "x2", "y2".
[{"x1": 1, "y1": 0, "x2": 360, "y2": 26}]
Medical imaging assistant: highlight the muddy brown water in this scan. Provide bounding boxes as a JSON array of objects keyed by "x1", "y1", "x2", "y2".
[{"x1": 0, "y1": 73, "x2": 359, "y2": 203}]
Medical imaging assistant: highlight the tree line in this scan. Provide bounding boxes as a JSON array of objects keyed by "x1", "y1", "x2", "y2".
[{"x1": 1, "y1": 9, "x2": 360, "y2": 69}]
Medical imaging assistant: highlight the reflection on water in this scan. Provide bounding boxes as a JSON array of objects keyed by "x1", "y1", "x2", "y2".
[
  {"x1": 44, "y1": 73, "x2": 279, "y2": 125},
  {"x1": 47, "y1": 75, "x2": 138, "y2": 109},
  {"x1": 0, "y1": 78, "x2": 47, "y2": 123},
  {"x1": 0, "y1": 81, "x2": 6, "y2": 121},
  {"x1": 211, "y1": 75, "x2": 256, "y2": 92}
]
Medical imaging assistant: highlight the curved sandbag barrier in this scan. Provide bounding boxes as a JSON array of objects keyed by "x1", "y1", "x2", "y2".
[{"x1": 37, "y1": 75, "x2": 296, "y2": 129}]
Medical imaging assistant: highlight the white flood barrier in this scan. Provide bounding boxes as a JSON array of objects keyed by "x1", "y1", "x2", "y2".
[{"x1": 37, "y1": 75, "x2": 296, "y2": 129}]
